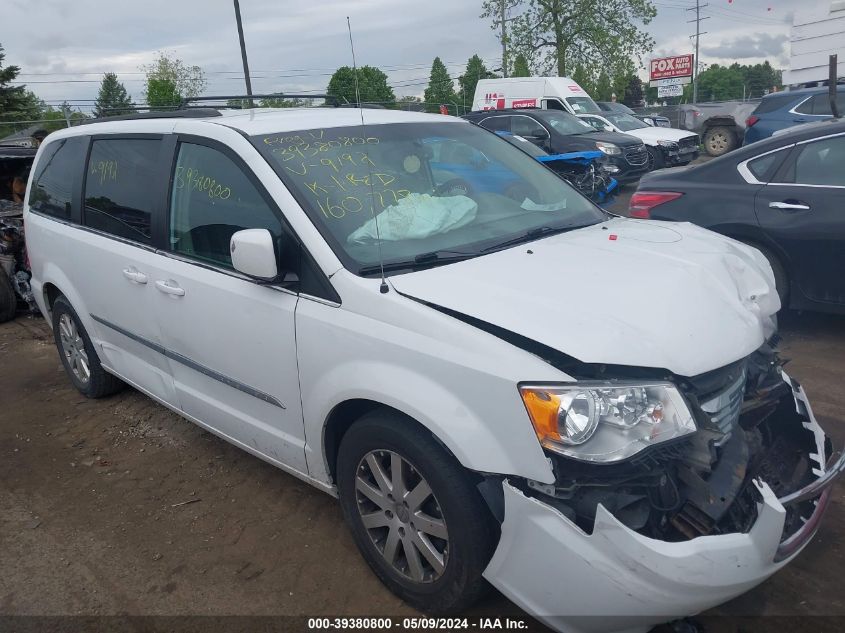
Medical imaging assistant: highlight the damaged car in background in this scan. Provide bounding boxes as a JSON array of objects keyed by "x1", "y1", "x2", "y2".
[
  {"x1": 0, "y1": 145, "x2": 38, "y2": 322},
  {"x1": 24, "y1": 109, "x2": 844, "y2": 633}
]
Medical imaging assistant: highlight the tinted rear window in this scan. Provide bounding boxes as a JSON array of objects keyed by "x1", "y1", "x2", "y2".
[
  {"x1": 29, "y1": 137, "x2": 86, "y2": 219},
  {"x1": 84, "y1": 138, "x2": 160, "y2": 244}
]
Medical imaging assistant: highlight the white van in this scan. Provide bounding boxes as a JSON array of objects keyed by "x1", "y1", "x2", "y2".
[
  {"x1": 472, "y1": 77, "x2": 602, "y2": 115},
  {"x1": 24, "y1": 107, "x2": 843, "y2": 633}
]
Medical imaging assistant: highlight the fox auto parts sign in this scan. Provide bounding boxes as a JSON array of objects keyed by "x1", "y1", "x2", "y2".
[{"x1": 650, "y1": 55, "x2": 694, "y2": 81}]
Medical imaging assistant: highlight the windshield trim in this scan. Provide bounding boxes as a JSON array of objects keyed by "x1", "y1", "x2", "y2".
[{"x1": 251, "y1": 121, "x2": 606, "y2": 277}]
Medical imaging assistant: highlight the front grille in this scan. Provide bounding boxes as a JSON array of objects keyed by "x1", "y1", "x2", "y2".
[
  {"x1": 624, "y1": 145, "x2": 648, "y2": 166},
  {"x1": 678, "y1": 135, "x2": 700, "y2": 150},
  {"x1": 699, "y1": 368, "x2": 746, "y2": 444}
]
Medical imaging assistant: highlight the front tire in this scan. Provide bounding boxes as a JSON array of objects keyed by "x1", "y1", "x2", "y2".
[
  {"x1": 52, "y1": 296, "x2": 124, "y2": 398},
  {"x1": 337, "y1": 410, "x2": 496, "y2": 614},
  {"x1": 646, "y1": 146, "x2": 664, "y2": 171}
]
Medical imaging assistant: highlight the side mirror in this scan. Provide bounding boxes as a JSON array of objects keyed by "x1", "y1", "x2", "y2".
[
  {"x1": 603, "y1": 124, "x2": 614, "y2": 133},
  {"x1": 230, "y1": 228, "x2": 278, "y2": 280}
]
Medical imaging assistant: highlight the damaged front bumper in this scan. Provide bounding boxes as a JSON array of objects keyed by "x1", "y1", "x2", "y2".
[{"x1": 483, "y1": 371, "x2": 844, "y2": 633}]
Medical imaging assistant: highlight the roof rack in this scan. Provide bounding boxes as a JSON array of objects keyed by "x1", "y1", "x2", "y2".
[
  {"x1": 81, "y1": 108, "x2": 223, "y2": 125},
  {"x1": 179, "y1": 93, "x2": 341, "y2": 108}
]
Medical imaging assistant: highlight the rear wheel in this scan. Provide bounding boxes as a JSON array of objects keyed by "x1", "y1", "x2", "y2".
[
  {"x1": 0, "y1": 268, "x2": 16, "y2": 323},
  {"x1": 747, "y1": 244, "x2": 789, "y2": 309},
  {"x1": 337, "y1": 410, "x2": 496, "y2": 614},
  {"x1": 703, "y1": 126, "x2": 737, "y2": 156},
  {"x1": 52, "y1": 296, "x2": 124, "y2": 398}
]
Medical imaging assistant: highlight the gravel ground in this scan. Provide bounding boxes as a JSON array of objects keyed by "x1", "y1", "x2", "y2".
[{"x1": 1, "y1": 303, "x2": 843, "y2": 632}]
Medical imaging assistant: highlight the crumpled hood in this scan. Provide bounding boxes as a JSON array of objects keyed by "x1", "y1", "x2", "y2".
[{"x1": 390, "y1": 219, "x2": 779, "y2": 377}]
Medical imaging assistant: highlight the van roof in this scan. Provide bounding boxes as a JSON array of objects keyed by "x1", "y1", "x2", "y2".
[{"x1": 47, "y1": 107, "x2": 466, "y2": 141}]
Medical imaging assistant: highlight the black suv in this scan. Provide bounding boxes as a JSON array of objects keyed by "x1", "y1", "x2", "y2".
[{"x1": 463, "y1": 108, "x2": 650, "y2": 184}]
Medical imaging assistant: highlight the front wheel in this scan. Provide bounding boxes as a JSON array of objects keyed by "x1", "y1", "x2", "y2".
[
  {"x1": 646, "y1": 146, "x2": 664, "y2": 171},
  {"x1": 337, "y1": 410, "x2": 496, "y2": 614}
]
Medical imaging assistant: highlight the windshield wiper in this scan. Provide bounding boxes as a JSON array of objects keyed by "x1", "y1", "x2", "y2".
[
  {"x1": 481, "y1": 225, "x2": 580, "y2": 253},
  {"x1": 358, "y1": 250, "x2": 477, "y2": 276}
]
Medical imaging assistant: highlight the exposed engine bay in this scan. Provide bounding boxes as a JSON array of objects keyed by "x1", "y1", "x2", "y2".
[{"x1": 515, "y1": 342, "x2": 830, "y2": 543}]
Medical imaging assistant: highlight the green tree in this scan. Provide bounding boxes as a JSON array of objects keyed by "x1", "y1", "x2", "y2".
[
  {"x1": 622, "y1": 75, "x2": 644, "y2": 107},
  {"x1": 512, "y1": 53, "x2": 531, "y2": 77},
  {"x1": 0, "y1": 44, "x2": 41, "y2": 121},
  {"x1": 571, "y1": 65, "x2": 595, "y2": 97},
  {"x1": 504, "y1": 0, "x2": 656, "y2": 77},
  {"x1": 480, "y1": 0, "x2": 522, "y2": 77},
  {"x1": 326, "y1": 66, "x2": 396, "y2": 106},
  {"x1": 594, "y1": 71, "x2": 612, "y2": 102},
  {"x1": 424, "y1": 57, "x2": 457, "y2": 113},
  {"x1": 146, "y1": 77, "x2": 181, "y2": 109},
  {"x1": 458, "y1": 55, "x2": 496, "y2": 106},
  {"x1": 140, "y1": 51, "x2": 206, "y2": 107},
  {"x1": 94, "y1": 73, "x2": 134, "y2": 117}
]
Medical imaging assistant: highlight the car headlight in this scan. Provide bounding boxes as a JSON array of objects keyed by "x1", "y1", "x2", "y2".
[
  {"x1": 657, "y1": 140, "x2": 679, "y2": 150},
  {"x1": 595, "y1": 141, "x2": 621, "y2": 155},
  {"x1": 519, "y1": 382, "x2": 696, "y2": 463}
]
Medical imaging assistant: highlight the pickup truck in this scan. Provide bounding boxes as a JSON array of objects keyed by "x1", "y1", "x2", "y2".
[{"x1": 635, "y1": 100, "x2": 759, "y2": 156}]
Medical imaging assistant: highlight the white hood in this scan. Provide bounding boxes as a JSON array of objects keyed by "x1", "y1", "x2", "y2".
[
  {"x1": 626, "y1": 126, "x2": 697, "y2": 145},
  {"x1": 389, "y1": 219, "x2": 779, "y2": 377}
]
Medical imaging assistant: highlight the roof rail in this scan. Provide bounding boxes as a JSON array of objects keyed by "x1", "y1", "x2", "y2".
[
  {"x1": 179, "y1": 93, "x2": 341, "y2": 108},
  {"x1": 80, "y1": 108, "x2": 224, "y2": 124}
]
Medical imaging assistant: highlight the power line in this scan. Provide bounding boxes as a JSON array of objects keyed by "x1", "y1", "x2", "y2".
[{"x1": 687, "y1": 0, "x2": 710, "y2": 103}]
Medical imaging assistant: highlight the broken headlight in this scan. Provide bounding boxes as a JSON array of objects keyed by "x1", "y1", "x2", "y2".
[{"x1": 519, "y1": 382, "x2": 696, "y2": 463}]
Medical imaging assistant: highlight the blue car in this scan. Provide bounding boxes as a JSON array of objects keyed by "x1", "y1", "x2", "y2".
[{"x1": 744, "y1": 85, "x2": 845, "y2": 145}]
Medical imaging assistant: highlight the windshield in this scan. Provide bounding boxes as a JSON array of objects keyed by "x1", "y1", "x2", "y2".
[
  {"x1": 253, "y1": 121, "x2": 603, "y2": 274},
  {"x1": 566, "y1": 96, "x2": 601, "y2": 114},
  {"x1": 536, "y1": 111, "x2": 595, "y2": 135},
  {"x1": 603, "y1": 113, "x2": 648, "y2": 132}
]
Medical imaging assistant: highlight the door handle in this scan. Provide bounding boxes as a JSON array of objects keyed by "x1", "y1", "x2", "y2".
[
  {"x1": 122, "y1": 267, "x2": 147, "y2": 284},
  {"x1": 769, "y1": 201, "x2": 810, "y2": 211},
  {"x1": 155, "y1": 280, "x2": 186, "y2": 296}
]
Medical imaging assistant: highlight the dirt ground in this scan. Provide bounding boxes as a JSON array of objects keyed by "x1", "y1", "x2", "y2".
[{"x1": 1, "y1": 308, "x2": 844, "y2": 632}]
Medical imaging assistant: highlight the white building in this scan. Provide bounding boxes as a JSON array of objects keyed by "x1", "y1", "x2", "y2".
[{"x1": 785, "y1": 0, "x2": 845, "y2": 86}]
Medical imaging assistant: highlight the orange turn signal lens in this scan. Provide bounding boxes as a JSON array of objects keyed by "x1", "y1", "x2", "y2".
[{"x1": 520, "y1": 388, "x2": 562, "y2": 444}]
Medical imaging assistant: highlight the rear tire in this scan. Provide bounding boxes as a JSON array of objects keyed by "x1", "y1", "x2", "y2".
[
  {"x1": 337, "y1": 409, "x2": 496, "y2": 614},
  {"x1": 703, "y1": 126, "x2": 737, "y2": 157},
  {"x1": 52, "y1": 296, "x2": 124, "y2": 398},
  {"x1": 0, "y1": 268, "x2": 16, "y2": 323}
]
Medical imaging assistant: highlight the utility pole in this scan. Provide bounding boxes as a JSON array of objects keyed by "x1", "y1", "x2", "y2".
[
  {"x1": 497, "y1": 0, "x2": 518, "y2": 77},
  {"x1": 687, "y1": 0, "x2": 709, "y2": 103},
  {"x1": 233, "y1": 0, "x2": 254, "y2": 106}
]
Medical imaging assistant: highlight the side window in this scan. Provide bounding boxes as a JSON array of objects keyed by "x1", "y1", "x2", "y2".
[
  {"x1": 543, "y1": 99, "x2": 566, "y2": 111},
  {"x1": 581, "y1": 116, "x2": 604, "y2": 131},
  {"x1": 479, "y1": 116, "x2": 510, "y2": 132},
  {"x1": 747, "y1": 151, "x2": 783, "y2": 181},
  {"x1": 792, "y1": 136, "x2": 845, "y2": 186},
  {"x1": 169, "y1": 142, "x2": 289, "y2": 271},
  {"x1": 511, "y1": 116, "x2": 547, "y2": 138},
  {"x1": 29, "y1": 137, "x2": 85, "y2": 219},
  {"x1": 794, "y1": 96, "x2": 815, "y2": 115},
  {"x1": 84, "y1": 139, "x2": 160, "y2": 243}
]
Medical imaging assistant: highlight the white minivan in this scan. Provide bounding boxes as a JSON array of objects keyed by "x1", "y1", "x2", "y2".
[{"x1": 24, "y1": 107, "x2": 843, "y2": 633}]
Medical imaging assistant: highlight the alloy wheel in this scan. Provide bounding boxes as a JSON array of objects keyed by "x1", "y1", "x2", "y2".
[
  {"x1": 58, "y1": 313, "x2": 90, "y2": 385},
  {"x1": 707, "y1": 132, "x2": 728, "y2": 153},
  {"x1": 354, "y1": 449, "x2": 449, "y2": 583}
]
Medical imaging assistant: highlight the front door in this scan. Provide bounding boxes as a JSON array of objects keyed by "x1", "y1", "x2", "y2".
[
  {"x1": 154, "y1": 138, "x2": 307, "y2": 472},
  {"x1": 754, "y1": 132, "x2": 845, "y2": 305}
]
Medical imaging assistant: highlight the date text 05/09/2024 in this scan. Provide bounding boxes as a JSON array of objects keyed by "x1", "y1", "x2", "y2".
[{"x1": 307, "y1": 617, "x2": 529, "y2": 630}]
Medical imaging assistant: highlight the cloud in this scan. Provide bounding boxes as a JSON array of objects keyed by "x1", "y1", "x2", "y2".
[{"x1": 702, "y1": 33, "x2": 787, "y2": 60}]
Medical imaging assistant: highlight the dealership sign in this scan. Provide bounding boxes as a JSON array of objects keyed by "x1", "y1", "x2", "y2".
[{"x1": 650, "y1": 54, "x2": 694, "y2": 81}]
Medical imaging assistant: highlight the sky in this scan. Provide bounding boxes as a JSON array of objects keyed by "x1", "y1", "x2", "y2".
[{"x1": 0, "y1": 0, "x2": 815, "y2": 117}]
